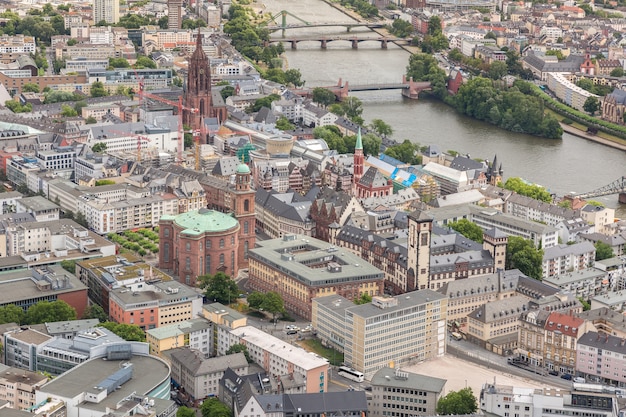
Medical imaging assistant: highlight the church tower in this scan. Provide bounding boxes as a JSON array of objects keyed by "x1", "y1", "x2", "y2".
[
  {"x1": 184, "y1": 30, "x2": 228, "y2": 131},
  {"x1": 353, "y1": 127, "x2": 364, "y2": 192},
  {"x1": 232, "y1": 162, "x2": 256, "y2": 269}
]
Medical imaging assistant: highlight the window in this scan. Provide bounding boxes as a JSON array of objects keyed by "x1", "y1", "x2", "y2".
[
  {"x1": 206, "y1": 255, "x2": 211, "y2": 274},
  {"x1": 219, "y1": 254, "x2": 225, "y2": 265},
  {"x1": 185, "y1": 257, "x2": 191, "y2": 269},
  {"x1": 244, "y1": 241, "x2": 249, "y2": 259},
  {"x1": 244, "y1": 199, "x2": 250, "y2": 212},
  {"x1": 206, "y1": 239, "x2": 211, "y2": 249},
  {"x1": 219, "y1": 239, "x2": 224, "y2": 248},
  {"x1": 244, "y1": 221, "x2": 249, "y2": 234},
  {"x1": 186, "y1": 242, "x2": 191, "y2": 251},
  {"x1": 163, "y1": 243, "x2": 170, "y2": 262},
  {"x1": 164, "y1": 228, "x2": 170, "y2": 237},
  {"x1": 421, "y1": 232, "x2": 428, "y2": 246}
]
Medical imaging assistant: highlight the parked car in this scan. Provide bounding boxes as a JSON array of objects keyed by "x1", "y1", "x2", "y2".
[
  {"x1": 548, "y1": 370, "x2": 559, "y2": 376},
  {"x1": 561, "y1": 374, "x2": 572, "y2": 380},
  {"x1": 286, "y1": 330, "x2": 298, "y2": 335}
]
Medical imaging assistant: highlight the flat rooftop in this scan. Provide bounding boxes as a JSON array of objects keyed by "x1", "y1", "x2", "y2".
[
  {"x1": 17, "y1": 195, "x2": 60, "y2": 212},
  {"x1": 249, "y1": 235, "x2": 383, "y2": 286},
  {"x1": 230, "y1": 326, "x2": 329, "y2": 371},
  {"x1": 543, "y1": 267, "x2": 606, "y2": 287},
  {"x1": 39, "y1": 354, "x2": 170, "y2": 412},
  {"x1": 0, "y1": 266, "x2": 87, "y2": 307}
]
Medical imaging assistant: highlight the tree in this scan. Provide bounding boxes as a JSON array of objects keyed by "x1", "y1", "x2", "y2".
[
  {"x1": 362, "y1": 133, "x2": 381, "y2": 157},
  {"x1": 610, "y1": 68, "x2": 624, "y2": 77},
  {"x1": 583, "y1": 96, "x2": 599, "y2": 116},
  {"x1": 577, "y1": 296, "x2": 591, "y2": 311},
  {"x1": 74, "y1": 100, "x2": 87, "y2": 114},
  {"x1": 85, "y1": 116, "x2": 97, "y2": 124},
  {"x1": 276, "y1": 116, "x2": 295, "y2": 131},
  {"x1": 133, "y1": 55, "x2": 156, "y2": 69},
  {"x1": 100, "y1": 322, "x2": 146, "y2": 341},
  {"x1": 225, "y1": 343, "x2": 252, "y2": 363},
  {"x1": 406, "y1": 53, "x2": 448, "y2": 99},
  {"x1": 75, "y1": 212, "x2": 88, "y2": 228},
  {"x1": 503, "y1": 177, "x2": 552, "y2": 202},
  {"x1": 158, "y1": 16, "x2": 169, "y2": 29},
  {"x1": 0, "y1": 304, "x2": 25, "y2": 325},
  {"x1": 4, "y1": 99, "x2": 32, "y2": 113},
  {"x1": 247, "y1": 291, "x2": 285, "y2": 322},
  {"x1": 177, "y1": 407, "x2": 196, "y2": 417},
  {"x1": 284, "y1": 68, "x2": 304, "y2": 87},
  {"x1": 199, "y1": 272, "x2": 239, "y2": 305},
  {"x1": 90, "y1": 81, "x2": 108, "y2": 98},
  {"x1": 22, "y1": 82, "x2": 40, "y2": 93},
  {"x1": 220, "y1": 85, "x2": 235, "y2": 100},
  {"x1": 448, "y1": 219, "x2": 484, "y2": 243},
  {"x1": 200, "y1": 397, "x2": 231, "y2": 417},
  {"x1": 595, "y1": 241, "x2": 614, "y2": 261},
  {"x1": 61, "y1": 104, "x2": 78, "y2": 117},
  {"x1": 436, "y1": 388, "x2": 478, "y2": 415},
  {"x1": 370, "y1": 119, "x2": 393, "y2": 138},
  {"x1": 248, "y1": 94, "x2": 280, "y2": 113},
  {"x1": 428, "y1": 15, "x2": 443, "y2": 36},
  {"x1": 60, "y1": 260, "x2": 76, "y2": 274},
  {"x1": 354, "y1": 293, "x2": 372, "y2": 305},
  {"x1": 384, "y1": 140, "x2": 421, "y2": 165},
  {"x1": 312, "y1": 87, "x2": 336, "y2": 107},
  {"x1": 388, "y1": 19, "x2": 414, "y2": 38},
  {"x1": 24, "y1": 300, "x2": 77, "y2": 325},
  {"x1": 82, "y1": 305, "x2": 108, "y2": 322},
  {"x1": 506, "y1": 236, "x2": 544, "y2": 280},
  {"x1": 488, "y1": 61, "x2": 508, "y2": 80},
  {"x1": 109, "y1": 57, "x2": 130, "y2": 68},
  {"x1": 92, "y1": 142, "x2": 107, "y2": 153}
]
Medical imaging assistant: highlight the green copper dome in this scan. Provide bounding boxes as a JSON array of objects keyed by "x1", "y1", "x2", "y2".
[
  {"x1": 174, "y1": 208, "x2": 239, "y2": 235},
  {"x1": 236, "y1": 163, "x2": 251, "y2": 174}
]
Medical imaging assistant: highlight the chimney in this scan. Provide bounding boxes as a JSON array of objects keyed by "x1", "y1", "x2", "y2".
[
  {"x1": 597, "y1": 333, "x2": 601, "y2": 341},
  {"x1": 621, "y1": 339, "x2": 625, "y2": 347},
  {"x1": 605, "y1": 333, "x2": 609, "y2": 343}
]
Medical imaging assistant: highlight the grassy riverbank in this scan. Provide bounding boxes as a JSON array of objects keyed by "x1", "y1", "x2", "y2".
[{"x1": 546, "y1": 108, "x2": 626, "y2": 150}]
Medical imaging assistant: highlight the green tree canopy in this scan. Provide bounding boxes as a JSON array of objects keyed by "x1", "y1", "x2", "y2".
[
  {"x1": 100, "y1": 322, "x2": 146, "y2": 341},
  {"x1": 201, "y1": 397, "x2": 232, "y2": 417},
  {"x1": 60, "y1": 260, "x2": 76, "y2": 274},
  {"x1": 61, "y1": 104, "x2": 78, "y2": 117},
  {"x1": 90, "y1": 81, "x2": 108, "y2": 98},
  {"x1": 199, "y1": 272, "x2": 239, "y2": 305},
  {"x1": 388, "y1": 18, "x2": 414, "y2": 38},
  {"x1": 583, "y1": 96, "x2": 600, "y2": 115},
  {"x1": 24, "y1": 300, "x2": 77, "y2": 325},
  {"x1": 133, "y1": 55, "x2": 156, "y2": 69},
  {"x1": 276, "y1": 116, "x2": 295, "y2": 131},
  {"x1": 436, "y1": 388, "x2": 478, "y2": 415},
  {"x1": 354, "y1": 293, "x2": 372, "y2": 305},
  {"x1": 85, "y1": 116, "x2": 98, "y2": 124},
  {"x1": 4, "y1": 100, "x2": 32, "y2": 113},
  {"x1": 362, "y1": 133, "x2": 382, "y2": 157},
  {"x1": 488, "y1": 60, "x2": 508, "y2": 80},
  {"x1": 109, "y1": 57, "x2": 130, "y2": 68},
  {"x1": 82, "y1": 305, "x2": 108, "y2": 322},
  {"x1": 22, "y1": 82, "x2": 40, "y2": 93},
  {"x1": 448, "y1": 219, "x2": 484, "y2": 243},
  {"x1": 220, "y1": 85, "x2": 235, "y2": 101},
  {"x1": 383, "y1": 140, "x2": 421, "y2": 165},
  {"x1": 370, "y1": 119, "x2": 393, "y2": 138},
  {"x1": 406, "y1": 53, "x2": 448, "y2": 98},
  {"x1": 225, "y1": 343, "x2": 252, "y2": 363},
  {"x1": 0, "y1": 304, "x2": 25, "y2": 325},
  {"x1": 92, "y1": 142, "x2": 107, "y2": 153},
  {"x1": 177, "y1": 406, "x2": 196, "y2": 417},
  {"x1": 312, "y1": 87, "x2": 336, "y2": 107},
  {"x1": 610, "y1": 68, "x2": 624, "y2": 77},
  {"x1": 595, "y1": 241, "x2": 614, "y2": 261},
  {"x1": 284, "y1": 68, "x2": 304, "y2": 87},
  {"x1": 506, "y1": 236, "x2": 544, "y2": 280},
  {"x1": 502, "y1": 177, "x2": 552, "y2": 202},
  {"x1": 247, "y1": 291, "x2": 285, "y2": 322},
  {"x1": 249, "y1": 94, "x2": 280, "y2": 113}
]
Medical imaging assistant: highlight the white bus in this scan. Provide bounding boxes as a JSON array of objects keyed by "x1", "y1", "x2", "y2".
[{"x1": 338, "y1": 366, "x2": 364, "y2": 382}]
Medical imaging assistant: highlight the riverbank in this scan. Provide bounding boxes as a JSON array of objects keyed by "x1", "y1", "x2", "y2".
[{"x1": 560, "y1": 123, "x2": 626, "y2": 152}]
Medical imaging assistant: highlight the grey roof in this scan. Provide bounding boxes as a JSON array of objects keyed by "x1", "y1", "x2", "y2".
[
  {"x1": 110, "y1": 280, "x2": 201, "y2": 307},
  {"x1": 212, "y1": 156, "x2": 241, "y2": 177},
  {"x1": 371, "y1": 366, "x2": 446, "y2": 393},
  {"x1": 543, "y1": 241, "x2": 596, "y2": 261},
  {"x1": 607, "y1": 89, "x2": 626, "y2": 105},
  {"x1": 468, "y1": 295, "x2": 528, "y2": 323},
  {"x1": 16, "y1": 195, "x2": 59, "y2": 212},
  {"x1": 578, "y1": 330, "x2": 626, "y2": 354},
  {"x1": 358, "y1": 166, "x2": 389, "y2": 188},
  {"x1": 335, "y1": 225, "x2": 408, "y2": 269},
  {"x1": 576, "y1": 307, "x2": 626, "y2": 334},
  {"x1": 449, "y1": 156, "x2": 485, "y2": 172},
  {"x1": 170, "y1": 348, "x2": 247, "y2": 377},
  {"x1": 255, "y1": 189, "x2": 312, "y2": 223},
  {"x1": 347, "y1": 289, "x2": 445, "y2": 319},
  {"x1": 45, "y1": 319, "x2": 100, "y2": 336},
  {"x1": 483, "y1": 227, "x2": 508, "y2": 239}
]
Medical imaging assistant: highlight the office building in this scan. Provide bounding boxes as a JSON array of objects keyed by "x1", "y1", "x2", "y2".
[
  {"x1": 92, "y1": 0, "x2": 120, "y2": 24},
  {"x1": 312, "y1": 290, "x2": 447, "y2": 378},
  {"x1": 369, "y1": 367, "x2": 446, "y2": 417}
]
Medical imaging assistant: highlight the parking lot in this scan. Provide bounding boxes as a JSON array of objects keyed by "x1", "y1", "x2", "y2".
[{"x1": 404, "y1": 355, "x2": 561, "y2": 396}]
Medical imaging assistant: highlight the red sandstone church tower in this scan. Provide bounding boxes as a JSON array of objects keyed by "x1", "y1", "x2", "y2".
[{"x1": 184, "y1": 30, "x2": 228, "y2": 131}]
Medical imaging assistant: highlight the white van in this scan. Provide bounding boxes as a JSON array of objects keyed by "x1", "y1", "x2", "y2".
[{"x1": 573, "y1": 377, "x2": 585, "y2": 383}]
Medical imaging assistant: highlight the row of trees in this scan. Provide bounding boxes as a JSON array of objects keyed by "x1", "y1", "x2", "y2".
[
  {"x1": 501, "y1": 177, "x2": 553, "y2": 203},
  {"x1": 313, "y1": 125, "x2": 381, "y2": 156},
  {"x1": 0, "y1": 300, "x2": 76, "y2": 325}
]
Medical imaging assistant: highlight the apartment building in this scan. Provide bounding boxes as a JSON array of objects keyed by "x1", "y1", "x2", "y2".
[
  {"x1": 65, "y1": 59, "x2": 110, "y2": 73},
  {"x1": 543, "y1": 312, "x2": 585, "y2": 375},
  {"x1": 369, "y1": 367, "x2": 446, "y2": 417},
  {"x1": 55, "y1": 44, "x2": 116, "y2": 60},
  {"x1": 580, "y1": 205, "x2": 615, "y2": 235},
  {"x1": 576, "y1": 331, "x2": 626, "y2": 386},
  {"x1": 4, "y1": 329, "x2": 53, "y2": 371},
  {"x1": 93, "y1": 0, "x2": 120, "y2": 24},
  {"x1": 0, "y1": 35, "x2": 36, "y2": 53},
  {"x1": 169, "y1": 349, "x2": 248, "y2": 401},
  {"x1": 547, "y1": 72, "x2": 599, "y2": 112},
  {"x1": 220, "y1": 326, "x2": 330, "y2": 393},
  {"x1": 312, "y1": 290, "x2": 447, "y2": 378},
  {"x1": 142, "y1": 29, "x2": 193, "y2": 50},
  {"x1": 109, "y1": 281, "x2": 203, "y2": 331},
  {"x1": 467, "y1": 296, "x2": 528, "y2": 355},
  {"x1": 542, "y1": 242, "x2": 596, "y2": 279},
  {"x1": 0, "y1": 367, "x2": 48, "y2": 410},
  {"x1": 81, "y1": 104, "x2": 122, "y2": 121},
  {"x1": 543, "y1": 268, "x2": 610, "y2": 300},
  {"x1": 247, "y1": 234, "x2": 384, "y2": 320},
  {"x1": 146, "y1": 318, "x2": 212, "y2": 357},
  {"x1": 504, "y1": 191, "x2": 578, "y2": 227},
  {"x1": 15, "y1": 196, "x2": 60, "y2": 222}
]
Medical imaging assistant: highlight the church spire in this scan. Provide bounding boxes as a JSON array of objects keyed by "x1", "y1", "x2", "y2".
[{"x1": 355, "y1": 127, "x2": 363, "y2": 151}]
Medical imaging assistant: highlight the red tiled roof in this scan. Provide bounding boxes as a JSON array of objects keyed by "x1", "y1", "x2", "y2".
[{"x1": 544, "y1": 312, "x2": 584, "y2": 337}]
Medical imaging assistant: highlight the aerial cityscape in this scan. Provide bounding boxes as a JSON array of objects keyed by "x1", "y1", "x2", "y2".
[{"x1": 0, "y1": 0, "x2": 625, "y2": 416}]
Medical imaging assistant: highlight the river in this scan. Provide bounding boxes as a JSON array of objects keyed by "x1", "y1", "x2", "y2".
[{"x1": 259, "y1": 0, "x2": 626, "y2": 217}]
